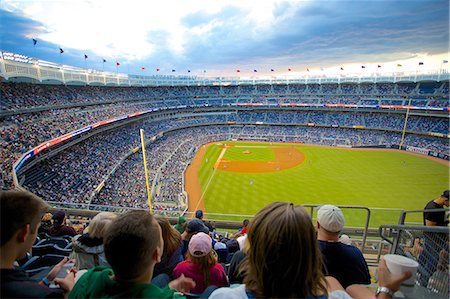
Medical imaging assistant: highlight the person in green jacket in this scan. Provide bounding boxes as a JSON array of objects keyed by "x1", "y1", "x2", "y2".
[
  {"x1": 69, "y1": 210, "x2": 195, "y2": 298},
  {"x1": 174, "y1": 215, "x2": 186, "y2": 234}
]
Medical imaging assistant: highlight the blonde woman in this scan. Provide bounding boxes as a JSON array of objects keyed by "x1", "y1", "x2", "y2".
[{"x1": 70, "y1": 212, "x2": 117, "y2": 270}]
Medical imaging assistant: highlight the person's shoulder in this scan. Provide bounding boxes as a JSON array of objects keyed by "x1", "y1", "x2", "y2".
[
  {"x1": 424, "y1": 200, "x2": 438, "y2": 209},
  {"x1": 1, "y1": 269, "x2": 64, "y2": 298},
  {"x1": 137, "y1": 284, "x2": 178, "y2": 299},
  {"x1": 209, "y1": 284, "x2": 247, "y2": 299}
]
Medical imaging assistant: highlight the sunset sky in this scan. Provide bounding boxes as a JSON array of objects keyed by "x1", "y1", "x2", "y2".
[{"x1": 1, "y1": 0, "x2": 449, "y2": 77}]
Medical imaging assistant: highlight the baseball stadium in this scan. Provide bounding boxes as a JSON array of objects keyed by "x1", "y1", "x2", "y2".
[{"x1": 0, "y1": 1, "x2": 449, "y2": 298}]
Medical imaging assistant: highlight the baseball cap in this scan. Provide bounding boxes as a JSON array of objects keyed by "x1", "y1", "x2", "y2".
[
  {"x1": 189, "y1": 232, "x2": 212, "y2": 257},
  {"x1": 52, "y1": 210, "x2": 66, "y2": 225},
  {"x1": 442, "y1": 190, "x2": 449, "y2": 199},
  {"x1": 195, "y1": 210, "x2": 204, "y2": 219},
  {"x1": 317, "y1": 205, "x2": 344, "y2": 233},
  {"x1": 186, "y1": 218, "x2": 209, "y2": 234}
]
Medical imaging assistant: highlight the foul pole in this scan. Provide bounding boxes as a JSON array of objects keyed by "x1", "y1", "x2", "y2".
[
  {"x1": 399, "y1": 98, "x2": 412, "y2": 150},
  {"x1": 140, "y1": 129, "x2": 152, "y2": 212}
]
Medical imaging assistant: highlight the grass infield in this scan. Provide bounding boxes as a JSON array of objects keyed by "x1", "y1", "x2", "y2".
[{"x1": 196, "y1": 141, "x2": 449, "y2": 228}]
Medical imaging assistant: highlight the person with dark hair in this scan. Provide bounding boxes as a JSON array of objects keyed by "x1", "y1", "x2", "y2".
[
  {"x1": 69, "y1": 210, "x2": 195, "y2": 298},
  {"x1": 316, "y1": 205, "x2": 371, "y2": 288},
  {"x1": 417, "y1": 190, "x2": 450, "y2": 287},
  {"x1": 174, "y1": 215, "x2": 186, "y2": 234},
  {"x1": 1, "y1": 189, "x2": 75, "y2": 298},
  {"x1": 48, "y1": 210, "x2": 76, "y2": 237},
  {"x1": 153, "y1": 216, "x2": 184, "y2": 279},
  {"x1": 180, "y1": 218, "x2": 209, "y2": 257},
  {"x1": 423, "y1": 190, "x2": 449, "y2": 227},
  {"x1": 209, "y1": 202, "x2": 411, "y2": 299},
  {"x1": 195, "y1": 209, "x2": 213, "y2": 232},
  {"x1": 173, "y1": 232, "x2": 228, "y2": 294}
]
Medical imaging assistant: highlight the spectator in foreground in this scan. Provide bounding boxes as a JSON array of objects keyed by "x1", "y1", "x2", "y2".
[
  {"x1": 70, "y1": 211, "x2": 117, "y2": 270},
  {"x1": 38, "y1": 212, "x2": 53, "y2": 235},
  {"x1": 316, "y1": 204, "x2": 371, "y2": 288},
  {"x1": 173, "y1": 232, "x2": 228, "y2": 294},
  {"x1": 209, "y1": 202, "x2": 349, "y2": 299},
  {"x1": 181, "y1": 219, "x2": 209, "y2": 257},
  {"x1": 423, "y1": 190, "x2": 449, "y2": 226},
  {"x1": 195, "y1": 209, "x2": 213, "y2": 232},
  {"x1": 153, "y1": 216, "x2": 184, "y2": 279},
  {"x1": 210, "y1": 202, "x2": 411, "y2": 299},
  {"x1": 69, "y1": 210, "x2": 195, "y2": 298},
  {"x1": 232, "y1": 219, "x2": 249, "y2": 238},
  {"x1": 174, "y1": 215, "x2": 186, "y2": 234},
  {"x1": 418, "y1": 190, "x2": 449, "y2": 286},
  {"x1": 48, "y1": 210, "x2": 76, "y2": 237},
  {"x1": 1, "y1": 189, "x2": 75, "y2": 298}
]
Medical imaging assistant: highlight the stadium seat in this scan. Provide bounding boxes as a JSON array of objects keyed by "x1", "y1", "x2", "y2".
[
  {"x1": 32, "y1": 244, "x2": 56, "y2": 256},
  {"x1": 20, "y1": 254, "x2": 66, "y2": 271},
  {"x1": 36, "y1": 237, "x2": 69, "y2": 248},
  {"x1": 53, "y1": 245, "x2": 72, "y2": 256}
]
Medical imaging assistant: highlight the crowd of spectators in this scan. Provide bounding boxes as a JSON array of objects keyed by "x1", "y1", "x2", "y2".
[
  {"x1": 1, "y1": 81, "x2": 448, "y2": 111},
  {"x1": 2, "y1": 190, "x2": 417, "y2": 298},
  {"x1": 1, "y1": 81, "x2": 448, "y2": 194},
  {"x1": 14, "y1": 116, "x2": 447, "y2": 214}
]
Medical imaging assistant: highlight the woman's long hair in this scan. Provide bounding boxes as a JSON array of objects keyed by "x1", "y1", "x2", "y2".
[
  {"x1": 242, "y1": 202, "x2": 327, "y2": 298},
  {"x1": 156, "y1": 216, "x2": 181, "y2": 258},
  {"x1": 186, "y1": 250, "x2": 218, "y2": 287}
]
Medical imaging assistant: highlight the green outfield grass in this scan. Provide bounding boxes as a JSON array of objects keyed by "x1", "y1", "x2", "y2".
[{"x1": 197, "y1": 141, "x2": 449, "y2": 228}]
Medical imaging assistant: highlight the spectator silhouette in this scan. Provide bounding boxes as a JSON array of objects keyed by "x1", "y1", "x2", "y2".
[
  {"x1": 70, "y1": 212, "x2": 117, "y2": 270},
  {"x1": 48, "y1": 210, "x2": 76, "y2": 237},
  {"x1": 1, "y1": 190, "x2": 75, "y2": 298},
  {"x1": 173, "y1": 232, "x2": 228, "y2": 294},
  {"x1": 69, "y1": 210, "x2": 195, "y2": 298},
  {"x1": 316, "y1": 205, "x2": 371, "y2": 288}
]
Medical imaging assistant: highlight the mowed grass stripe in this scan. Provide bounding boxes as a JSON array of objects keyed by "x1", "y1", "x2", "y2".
[{"x1": 197, "y1": 142, "x2": 449, "y2": 227}]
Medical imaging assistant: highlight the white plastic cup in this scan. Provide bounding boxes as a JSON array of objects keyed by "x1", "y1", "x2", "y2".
[{"x1": 383, "y1": 254, "x2": 419, "y2": 286}]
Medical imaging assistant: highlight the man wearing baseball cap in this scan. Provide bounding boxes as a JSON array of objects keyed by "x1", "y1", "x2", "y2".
[
  {"x1": 316, "y1": 204, "x2": 371, "y2": 288},
  {"x1": 418, "y1": 190, "x2": 449, "y2": 287},
  {"x1": 423, "y1": 190, "x2": 449, "y2": 227}
]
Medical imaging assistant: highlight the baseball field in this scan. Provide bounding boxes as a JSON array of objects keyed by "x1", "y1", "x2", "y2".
[{"x1": 185, "y1": 141, "x2": 449, "y2": 228}]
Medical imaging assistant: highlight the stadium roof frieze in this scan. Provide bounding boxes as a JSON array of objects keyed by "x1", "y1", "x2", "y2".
[{"x1": 1, "y1": 51, "x2": 449, "y2": 86}]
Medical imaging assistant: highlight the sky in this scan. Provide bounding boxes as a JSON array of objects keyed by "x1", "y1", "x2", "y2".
[{"x1": 0, "y1": 0, "x2": 449, "y2": 77}]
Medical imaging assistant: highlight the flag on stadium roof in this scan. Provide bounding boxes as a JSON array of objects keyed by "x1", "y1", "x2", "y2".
[
  {"x1": 156, "y1": 68, "x2": 160, "y2": 71},
  {"x1": 32, "y1": 38, "x2": 37, "y2": 45},
  {"x1": 397, "y1": 64, "x2": 402, "y2": 67},
  {"x1": 253, "y1": 69, "x2": 257, "y2": 72},
  {"x1": 172, "y1": 69, "x2": 176, "y2": 72},
  {"x1": 84, "y1": 54, "x2": 88, "y2": 59},
  {"x1": 377, "y1": 65, "x2": 382, "y2": 68},
  {"x1": 418, "y1": 62, "x2": 424, "y2": 65},
  {"x1": 340, "y1": 67, "x2": 344, "y2": 70},
  {"x1": 444, "y1": 60, "x2": 448, "y2": 63},
  {"x1": 270, "y1": 69, "x2": 274, "y2": 72},
  {"x1": 236, "y1": 70, "x2": 240, "y2": 72},
  {"x1": 361, "y1": 65, "x2": 366, "y2": 68},
  {"x1": 59, "y1": 48, "x2": 64, "y2": 54},
  {"x1": 102, "y1": 59, "x2": 106, "y2": 63},
  {"x1": 116, "y1": 62, "x2": 120, "y2": 66},
  {"x1": 187, "y1": 70, "x2": 191, "y2": 73}
]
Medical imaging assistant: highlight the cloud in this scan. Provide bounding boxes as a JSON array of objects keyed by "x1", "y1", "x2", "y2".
[{"x1": 1, "y1": 0, "x2": 448, "y2": 75}]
